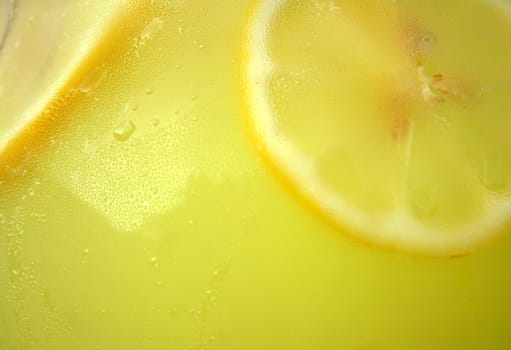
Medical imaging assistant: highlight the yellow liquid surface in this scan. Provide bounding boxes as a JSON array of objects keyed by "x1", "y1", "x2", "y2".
[{"x1": 1, "y1": 1, "x2": 511, "y2": 349}]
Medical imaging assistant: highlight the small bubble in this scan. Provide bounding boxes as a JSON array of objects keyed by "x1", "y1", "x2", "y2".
[
  {"x1": 175, "y1": 64, "x2": 182, "y2": 70},
  {"x1": 156, "y1": 280, "x2": 163, "y2": 287},
  {"x1": 150, "y1": 256, "x2": 160, "y2": 268},
  {"x1": 191, "y1": 95, "x2": 198, "y2": 101},
  {"x1": 150, "y1": 118, "x2": 160, "y2": 128},
  {"x1": 113, "y1": 120, "x2": 136, "y2": 141},
  {"x1": 145, "y1": 88, "x2": 154, "y2": 95},
  {"x1": 198, "y1": 44, "x2": 205, "y2": 49}
]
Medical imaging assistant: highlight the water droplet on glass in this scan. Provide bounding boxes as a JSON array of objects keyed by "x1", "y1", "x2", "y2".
[
  {"x1": 150, "y1": 118, "x2": 160, "y2": 128},
  {"x1": 113, "y1": 120, "x2": 136, "y2": 141},
  {"x1": 149, "y1": 256, "x2": 160, "y2": 268},
  {"x1": 135, "y1": 17, "x2": 164, "y2": 49},
  {"x1": 77, "y1": 66, "x2": 106, "y2": 93}
]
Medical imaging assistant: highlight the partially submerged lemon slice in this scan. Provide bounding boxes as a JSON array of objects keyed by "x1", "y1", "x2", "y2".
[
  {"x1": 243, "y1": 0, "x2": 511, "y2": 255},
  {"x1": 0, "y1": 0, "x2": 125, "y2": 154}
]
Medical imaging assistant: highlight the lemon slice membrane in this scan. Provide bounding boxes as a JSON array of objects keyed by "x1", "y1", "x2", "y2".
[{"x1": 243, "y1": 0, "x2": 511, "y2": 255}]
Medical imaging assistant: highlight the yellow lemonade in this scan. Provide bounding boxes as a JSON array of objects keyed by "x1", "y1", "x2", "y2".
[{"x1": 1, "y1": 1, "x2": 511, "y2": 349}]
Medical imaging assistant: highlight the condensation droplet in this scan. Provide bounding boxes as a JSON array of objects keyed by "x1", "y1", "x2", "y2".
[
  {"x1": 150, "y1": 118, "x2": 160, "y2": 128},
  {"x1": 134, "y1": 17, "x2": 165, "y2": 50},
  {"x1": 77, "y1": 66, "x2": 107, "y2": 93},
  {"x1": 113, "y1": 120, "x2": 136, "y2": 141},
  {"x1": 150, "y1": 256, "x2": 160, "y2": 268}
]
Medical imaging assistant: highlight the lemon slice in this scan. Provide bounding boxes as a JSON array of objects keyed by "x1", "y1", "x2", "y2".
[
  {"x1": 243, "y1": 0, "x2": 511, "y2": 255},
  {"x1": 0, "y1": 0, "x2": 125, "y2": 155}
]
